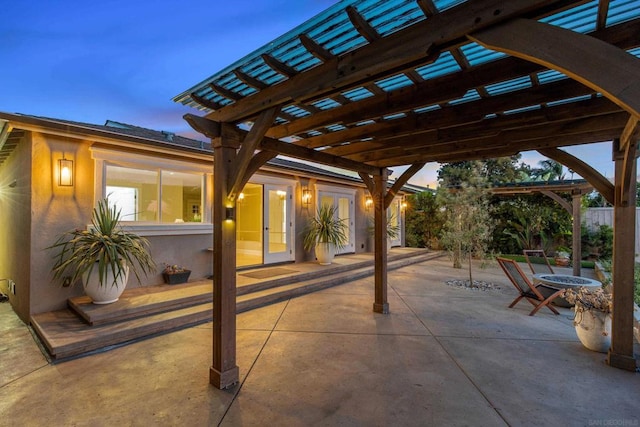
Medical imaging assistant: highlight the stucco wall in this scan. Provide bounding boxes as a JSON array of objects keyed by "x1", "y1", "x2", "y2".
[
  {"x1": 28, "y1": 133, "x2": 216, "y2": 315},
  {"x1": 0, "y1": 132, "x2": 32, "y2": 322},
  {"x1": 30, "y1": 132, "x2": 95, "y2": 315}
]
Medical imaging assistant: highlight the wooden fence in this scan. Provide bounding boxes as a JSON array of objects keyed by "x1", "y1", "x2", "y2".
[{"x1": 584, "y1": 208, "x2": 640, "y2": 256}]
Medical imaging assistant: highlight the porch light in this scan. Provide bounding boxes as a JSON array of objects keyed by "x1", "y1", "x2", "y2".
[
  {"x1": 302, "y1": 187, "x2": 311, "y2": 206},
  {"x1": 58, "y1": 158, "x2": 73, "y2": 186},
  {"x1": 365, "y1": 195, "x2": 373, "y2": 210},
  {"x1": 401, "y1": 200, "x2": 407, "y2": 210},
  {"x1": 225, "y1": 207, "x2": 235, "y2": 222}
]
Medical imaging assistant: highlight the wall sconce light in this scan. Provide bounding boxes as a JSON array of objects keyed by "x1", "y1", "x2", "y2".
[
  {"x1": 365, "y1": 195, "x2": 373, "y2": 210},
  {"x1": 401, "y1": 200, "x2": 407, "y2": 210},
  {"x1": 302, "y1": 187, "x2": 311, "y2": 206},
  {"x1": 225, "y1": 207, "x2": 235, "y2": 222},
  {"x1": 58, "y1": 158, "x2": 74, "y2": 186}
]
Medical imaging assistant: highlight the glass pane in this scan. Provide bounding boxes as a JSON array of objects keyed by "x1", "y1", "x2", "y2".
[
  {"x1": 338, "y1": 196, "x2": 351, "y2": 245},
  {"x1": 268, "y1": 190, "x2": 287, "y2": 254},
  {"x1": 106, "y1": 165, "x2": 158, "y2": 221},
  {"x1": 321, "y1": 195, "x2": 333, "y2": 207},
  {"x1": 161, "y1": 171, "x2": 203, "y2": 223},
  {"x1": 237, "y1": 183, "x2": 263, "y2": 267}
]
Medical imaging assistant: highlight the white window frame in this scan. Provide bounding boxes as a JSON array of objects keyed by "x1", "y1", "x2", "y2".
[{"x1": 91, "y1": 147, "x2": 213, "y2": 236}]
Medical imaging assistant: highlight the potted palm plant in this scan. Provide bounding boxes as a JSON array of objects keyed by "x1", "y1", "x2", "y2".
[
  {"x1": 48, "y1": 198, "x2": 156, "y2": 304},
  {"x1": 303, "y1": 204, "x2": 348, "y2": 265}
]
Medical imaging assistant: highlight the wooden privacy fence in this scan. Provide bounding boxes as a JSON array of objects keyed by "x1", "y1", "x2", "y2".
[{"x1": 584, "y1": 208, "x2": 640, "y2": 257}]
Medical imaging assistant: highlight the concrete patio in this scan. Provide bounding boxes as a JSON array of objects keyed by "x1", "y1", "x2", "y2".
[{"x1": 1, "y1": 256, "x2": 638, "y2": 426}]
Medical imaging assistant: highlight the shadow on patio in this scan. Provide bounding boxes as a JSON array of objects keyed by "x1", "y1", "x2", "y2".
[{"x1": 1, "y1": 256, "x2": 638, "y2": 425}]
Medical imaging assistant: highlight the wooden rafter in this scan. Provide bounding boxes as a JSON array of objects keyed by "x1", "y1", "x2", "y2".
[
  {"x1": 299, "y1": 34, "x2": 334, "y2": 62},
  {"x1": 261, "y1": 54, "x2": 297, "y2": 78},
  {"x1": 210, "y1": 83, "x2": 242, "y2": 102},
  {"x1": 228, "y1": 107, "x2": 281, "y2": 202},
  {"x1": 346, "y1": 5, "x2": 380, "y2": 42},
  {"x1": 190, "y1": 92, "x2": 222, "y2": 111},
  {"x1": 233, "y1": 70, "x2": 268, "y2": 90}
]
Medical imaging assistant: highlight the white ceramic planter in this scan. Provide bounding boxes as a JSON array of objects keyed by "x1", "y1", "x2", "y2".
[
  {"x1": 574, "y1": 309, "x2": 612, "y2": 353},
  {"x1": 315, "y1": 242, "x2": 335, "y2": 265},
  {"x1": 83, "y1": 264, "x2": 130, "y2": 304}
]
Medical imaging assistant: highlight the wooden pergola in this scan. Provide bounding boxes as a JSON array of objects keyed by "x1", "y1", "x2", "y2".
[
  {"x1": 492, "y1": 180, "x2": 594, "y2": 277},
  {"x1": 174, "y1": 0, "x2": 640, "y2": 388}
]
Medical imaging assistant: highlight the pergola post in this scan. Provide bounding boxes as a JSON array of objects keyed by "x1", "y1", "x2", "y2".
[
  {"x1": 210, "y1": 130, "x2": 240, "y2": 388},
  {"x1": 373, "y1": 169, "x2": 388, "y2": 314},
  {"x1": 571, "y1": 190, "x2": 582, "y2": 277},
  {"x1": 608, "y1": 139, "x2": 638, "y2": 371}
]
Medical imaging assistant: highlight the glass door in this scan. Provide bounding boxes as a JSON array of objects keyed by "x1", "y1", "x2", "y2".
[
  {"x1": 264, "y1": 185, "x2": 293, "y2": 264},
  {"x1": 319, "y1": 191, "x2": 355, "y2": 255}
]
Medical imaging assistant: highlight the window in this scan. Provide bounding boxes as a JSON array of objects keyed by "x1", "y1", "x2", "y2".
[{"x1": 104, "y1": 164, "x2": 204, "y2": 224}]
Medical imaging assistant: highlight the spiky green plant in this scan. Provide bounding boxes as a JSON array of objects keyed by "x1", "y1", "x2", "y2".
[
  {"x1": 48, "y1": 198, "x2": 156, "y2": 287},
  {"x1": 303, "y1": 204, "x2": 349, "y2": 251}
]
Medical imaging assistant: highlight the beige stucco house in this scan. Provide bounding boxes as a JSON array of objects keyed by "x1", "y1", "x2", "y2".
[{"x1": 0, "y1": 112, "x2": 408, "y2": 323}]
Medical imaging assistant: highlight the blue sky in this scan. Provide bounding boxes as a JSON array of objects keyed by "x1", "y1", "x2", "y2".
[{"x1": 0, "y1": 0, "x2": 615, "y2": 187}]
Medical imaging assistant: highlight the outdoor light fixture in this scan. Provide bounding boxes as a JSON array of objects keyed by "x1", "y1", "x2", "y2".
[
  {"x1": 225, "y1": 207, "x2": 235, "y2": 222},
  {"x1": 302, "y1": 187, "x2": 311, "y2": 206},
  {"x1": 58, "y1": 158, "x2": 73, "y2": 186},
  {"x1": 365, "y1": 195, "x2": 373, "y2": 210},
  {"x1": 401, "y1": 199, "x2": 407, "y2": 210}
]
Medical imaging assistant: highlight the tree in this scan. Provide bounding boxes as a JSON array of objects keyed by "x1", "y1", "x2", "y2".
[
  {"x1": 531, "y1": 159, "x2": 565, "y2": 181},
  {"x1": 405, "y1": 191, "x2": 444, "y2": 248},
  {"x1": 438, "y1": 161, "x2": 494, "y2": 284}
]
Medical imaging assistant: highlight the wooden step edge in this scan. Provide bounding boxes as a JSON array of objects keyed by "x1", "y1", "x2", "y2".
[
  {"x1": 68, "y1": 293, "x2": 213, "y2": 326},
  {"x1": 45, "y1": 306, "x2": 214, "y2": 360},
  {"x1": 237, "y1": 249, "x2": 433, "y2": 296}
]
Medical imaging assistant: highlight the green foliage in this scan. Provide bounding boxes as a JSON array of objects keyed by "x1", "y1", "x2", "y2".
[
  {"x1": 48, "y1": 198, "x2": 156, "y2": 287},
  {"x1": 531, "y1": 159, "x2": 565, "y2": 181},
  {"x1": 404, "y1": 191, "x2": 444, "y2": 248},
  {"x1": 303, "y1": 204, "x2": 349, "y2": 251},
  {"x1": 581, "y1": 224, "x2": 613, "y2": 260}
]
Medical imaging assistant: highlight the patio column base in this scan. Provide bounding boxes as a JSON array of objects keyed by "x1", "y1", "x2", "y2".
[
  {"x1": 210, "y1": 365, "x2": 239, "y2": 389},
  {"x1": 373, "y1": 302, "x2": 389, "y2": 314},
  {"x1": 607, "y1": 351, "x2": 638, "y2": 372}
]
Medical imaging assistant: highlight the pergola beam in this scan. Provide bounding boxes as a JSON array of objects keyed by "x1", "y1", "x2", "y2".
[{"x1": 469, "y1": 18, "x2": 640, "y2": 119}]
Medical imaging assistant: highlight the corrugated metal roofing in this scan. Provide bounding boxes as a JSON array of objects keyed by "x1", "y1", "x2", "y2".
[{"x1": 173, "y1": 0, "x2": 640, "y2": 162}]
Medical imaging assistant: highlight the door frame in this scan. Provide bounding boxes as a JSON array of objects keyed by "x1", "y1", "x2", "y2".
[
  {"x1": 315, "y1": 184, "x2": 356, "y2": 255},
  {"x1": 249, "y1": 175, "x2": 297, "y2": 265}
]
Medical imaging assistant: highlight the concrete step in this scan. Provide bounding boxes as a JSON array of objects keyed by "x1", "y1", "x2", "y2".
[{"x1": 31, "y1": 249, "x2": 442, "y2": 361}]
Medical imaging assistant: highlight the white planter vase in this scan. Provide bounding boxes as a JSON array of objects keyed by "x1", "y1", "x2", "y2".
[
  {"x1": 574, "y1": 309, "x2": 612, "y2": 353},
  {"x1": 83, "y1": 264, "x2": 130, "y2": 304},
  {"x1": 315, "y1": 242, "x2": 335, "y2": 265}
]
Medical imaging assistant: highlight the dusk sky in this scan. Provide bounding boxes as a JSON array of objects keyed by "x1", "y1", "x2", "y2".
[{"x1": 0, "y1": 0, "x2": 616, "y2": 187}]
